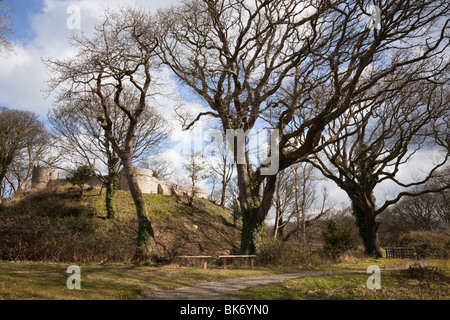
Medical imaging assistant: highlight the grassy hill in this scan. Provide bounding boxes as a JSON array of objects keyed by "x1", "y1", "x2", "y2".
[{"x1": 0, "y1": 186, "x2": 240, "y2": 263}]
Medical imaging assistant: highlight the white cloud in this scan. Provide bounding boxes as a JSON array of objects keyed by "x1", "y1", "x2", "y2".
[
  {"x1": 0, "y1": 0, "x2": 213, "y2": 185},
  {"x1": 0, "y1": 44, "x2": 49, "y2": 113},
  {"x1": 0, "y1": 0, "x2": 180, "y2": 115}
]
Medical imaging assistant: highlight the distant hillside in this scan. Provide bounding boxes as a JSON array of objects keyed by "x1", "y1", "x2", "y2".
[{"x1": 0, "y1": 186, "x2": 240, "y2": 262}]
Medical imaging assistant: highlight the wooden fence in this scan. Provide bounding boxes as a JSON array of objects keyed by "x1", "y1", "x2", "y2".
[{"x1": 384, "y1": 247, "x2": 423, "y2": 259}]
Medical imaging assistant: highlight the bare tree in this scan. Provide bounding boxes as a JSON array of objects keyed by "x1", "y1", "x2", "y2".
[
  {"x1": 272, "y1": 168, "x2": 295, "y2": 239},
  {"x1": 183, "y1": 151, "x2": 207, "y2": 206},
  {"x1": 308, "y1": 80, "x2": 450, "y2": 257},
  {"x1": 49, "y1": 91, "x2": 169, "y2": 219},
  {"x1": 386, "y1": 193, "x2": 448, "y2": 232},
  {"x1": 272, "y1": 163, "x2": 332, "y2": 243},
  {"x1": 157, "y1": 0, "x2": 450, "y2": 254},
  {"x1": 381, "y1": 168, "x2": 450, "y2": 237},
  {"x1": 0, "y1": 107, "x2": 49, "y2": 200},
  {"x1": 141, "y1": 156, "x2": 175, "y2": 181},
  {"x1": 5, "y1": 132, "x2": 52, "y2": 194},
  {"x1": 0, "y1": 0, "x2": 13, "y2": 52},
  {"x1": 45, "y1": 7, "x2": 162, "y2": 260},
  {"x1": 204, "y1": 127, "x2": 234, "y2": 207}
]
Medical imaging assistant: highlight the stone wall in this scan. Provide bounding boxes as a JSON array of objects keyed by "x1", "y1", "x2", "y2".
[
  {"x1": 31, "y1": 165, "x2": 60, "y2": 189},
  {"x1": 31, "y1": 165, "x2": 207, "y2": 199},
  {"x1": 118, "y1": 167, "x2": 207, "y2": 199}
]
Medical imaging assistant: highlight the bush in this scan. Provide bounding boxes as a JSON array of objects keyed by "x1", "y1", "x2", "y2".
[
  {"x1": 400, "y1": 266, "x2": 449, "y2": 283},
  {"x1": 322, "y1": 220, "x2": 354, "y2": 258},
  {"x1": 397, "y1": 231, "x2": 450, "y2": 259},
  {"x1": 258, "y1": 238, "x2": 325, "y2": 267},
  {"x1": 67, "y1": 165, "x2": 93, "y2": 195}
]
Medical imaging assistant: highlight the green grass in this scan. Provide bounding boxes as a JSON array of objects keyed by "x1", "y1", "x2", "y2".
[
  {"x1": 2, "y1": 259, "x2": 448, "y2": 300},
  {"x1": 223, "y1": 259, "x2": 450, "y2": 300},
  {"x1": 0, "y1": 261, "x2": 292, "y2": 300},
  {"x1": 320, "y1": 257, "x2": 408, "y2": 271},
  {"x1": 223, "y1": 273, "x2": 449, "y2": 300}
]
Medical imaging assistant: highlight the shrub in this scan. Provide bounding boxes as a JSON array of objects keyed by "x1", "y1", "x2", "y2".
[
  {"x1": 258, "y1": 238, "x2": 326, "y2": 267},
  {"x1": 322, "y1": 220, "x2": 354, "y2": 258},
  {"x1": 67, "y1": 165, "x2": 93, "y2": 195}
]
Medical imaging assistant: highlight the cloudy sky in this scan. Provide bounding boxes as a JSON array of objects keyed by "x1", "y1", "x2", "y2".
[
  {"x1": 1, "y1": 0, "x2": 181, "y2": 114},
  {"x1": 0, "y1": 0, "x2": 205, "y2": 185},
  {"x1": 0, "y1": 0, "x2": 445, "y2": 217}
]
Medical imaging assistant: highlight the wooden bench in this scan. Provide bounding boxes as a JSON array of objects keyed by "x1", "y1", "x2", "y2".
[
  {"x1": 175, "y1": 255, "x2": 214, "y2": 269},
  {"x1": 219, "y1": 255, "x2": 257, "y2": 270}
]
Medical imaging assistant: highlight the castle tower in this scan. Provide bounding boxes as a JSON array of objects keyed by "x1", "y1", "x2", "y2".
[{"x1": 31, "y1": 165, "x2": 59, "y2": 189}]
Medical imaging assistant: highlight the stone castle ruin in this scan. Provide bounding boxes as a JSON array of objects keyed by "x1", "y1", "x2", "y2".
[
  {"x1": 31, "y1": 165, "x2": 61, "y2": 189},
  {"x1": 31, "y1": 165, "x2": 207, "y2": 199}
]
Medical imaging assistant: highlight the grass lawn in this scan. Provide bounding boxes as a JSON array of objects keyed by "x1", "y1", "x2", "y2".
[
  {"x1": 317, "y1": 257, "x2": 409, "y2": 271},
  {"x1": 223, "y1": 260, "x2": 450, "y2": 300},
  {"x1": 0, "y1": 259, "x2": 448, "y2": 300},
  {"x1": 0, "y1": 261, "x2": 295, "y2": 300}
]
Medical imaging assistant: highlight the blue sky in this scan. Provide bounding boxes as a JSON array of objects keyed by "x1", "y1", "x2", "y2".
[{"x1": 9, "y1": 0, "x2": 45, "y2": 43}]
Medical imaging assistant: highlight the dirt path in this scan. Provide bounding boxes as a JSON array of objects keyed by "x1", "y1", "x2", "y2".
[{"x1": 145, "y1": 269, "x2": 367, "y2": 300}]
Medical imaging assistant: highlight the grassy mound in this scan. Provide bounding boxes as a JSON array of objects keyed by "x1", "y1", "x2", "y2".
[
  {"x1": 0, "y1": 186, "x2": 240, "y2": 263},
  {"x1": 397, "y1": 231, "x2": 450, "y2": 259}
]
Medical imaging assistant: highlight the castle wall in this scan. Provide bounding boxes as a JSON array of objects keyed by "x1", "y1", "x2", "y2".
[
  {"x1": 31, "y1": 166, "x2": 207, "y2": 199},
  {"x1": 88, "y1": 176, "x2": 105, "y2": 188},
  {"x1": 118, "y1": 167, "x2": 159, "y2": 194},
  {"x1": 118, "y1": 167, "x2": 207, "y2": 199},
  {"x1": 31, "y1": 166, "x2": 60, "y2": 189}
]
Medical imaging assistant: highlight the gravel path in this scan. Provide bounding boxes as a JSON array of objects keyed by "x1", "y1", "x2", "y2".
[{"x1": 145, "y1": 269, "x2": 367, "y2": 300}]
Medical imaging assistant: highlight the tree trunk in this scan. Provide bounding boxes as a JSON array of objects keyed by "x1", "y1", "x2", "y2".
[
  {"x1": 272, "y1": 206, "x2": 280, "y2": 239},
  {"x1": 236, "y1": 162, "x2": 263, "y2": 254},
  {"x1": 105, "y1": 157, "x2": 119, "y2": 220},
  {"x1": 352, "y1": 202, "x2": 381, "y2": 258},
  {"x1": 105, "y1": 176, "x2": 118, "y2": 219},
  {"x1": 122, "y1": 155, "x2": 154, "y2": 260},
  {"x1": 0, "y1": 165, "x2": 9, "y2": 195},
  {"x1": 238, "y1": 164, "x2": 277, "y2": 254},
  {"x1": 219, "y1": 177, "x2": 227, "y2": 208},
  {"x1": 241, "y1": 208, "x2": 265, "y2": 254}
]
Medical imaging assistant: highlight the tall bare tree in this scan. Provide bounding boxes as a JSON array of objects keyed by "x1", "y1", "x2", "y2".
[
  {"x1": 183, "y1": 151, "x2": 207, "y2": 206},
  {"x1": 46, "y1": 8, "x2": 162, "y2": 260},
  {"x1": 380, "y1": 167, "x2": 450, "y2": 239},
  {"x1": 272, "y1": 163, "x2": 332, "y2": 243},
  {"x1": 0, "y1": 107, "x2": 49, "y2": 199},
  {"x1": 49, "y1": 92, "x2": 169, "y2": 219},
  {"x1": 157, "y1": 0, "x2": 450, "y2": 253},
  {"x1": 308, "y1": 80, "x2": 450, "y2": 257},
  {"x1": 204, "y1": 127, "x2": 234, "y2": 207},
  {"x1": 5, "y1": 132, "x2": 52, "y2": 194}
]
